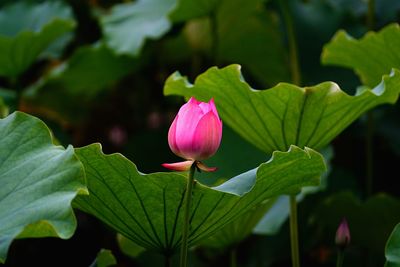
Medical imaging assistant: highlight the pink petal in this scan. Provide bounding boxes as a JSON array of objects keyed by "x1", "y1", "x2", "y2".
[
  {"x1": 174, "y1": 99, "x2": 204, "y2": 158},
  {"x1": 199, "y1": 102, "x2": 211, "y2": 114},
  {"x1": 196, "y1": 161, "x2": 218, "y2": 172},
  {"x1": 188, "y1": 97, "x2": 200, "y2": 105},
  {"x1": 167, "y1": 115, "x2": 183, "y2": 158},
  {"x1": 335, "y1": 218, "x2": 351, "y2": 248},
  {"x1": 208, "y1": 98, "x2": 220, "y2": 120},
  {"x1": 162, "y1": 160, "x2": 195, "y2": 171},
  {"x1": 190, "y1": 111, "x2": 222, "y2": 160}
]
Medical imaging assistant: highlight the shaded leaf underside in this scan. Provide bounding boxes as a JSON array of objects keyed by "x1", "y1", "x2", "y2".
[
  {"x1": 0, "y1": 112, "x2": 86, "y2": 263},
  {"x1": 164, "y1": 64, "x2": 400, "y2": 154},
  {"x1": 73, "y1": 144, "x2": 325, "y2": 254}
]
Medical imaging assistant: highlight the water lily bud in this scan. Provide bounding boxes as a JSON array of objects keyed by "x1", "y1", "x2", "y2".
[
  {"x1": 162, "y1": 97, "x2": 222, "y2": 172},
  {"x1": 335, "y1": 218, "x2": 350, "y2": 250}
]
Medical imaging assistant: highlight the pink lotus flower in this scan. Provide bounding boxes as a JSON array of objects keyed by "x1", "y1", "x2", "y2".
[
  {"x1": 162, "y1": 97, "x2": 222, "y2": 172},
  {"x1": 335, "y1": 218, "x2": 350, "y2": 249}
]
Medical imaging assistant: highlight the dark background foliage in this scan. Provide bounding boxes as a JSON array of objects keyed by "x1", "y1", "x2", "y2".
[{"x1": 1, "y1": 0, "x2": 400, "y2": 266}]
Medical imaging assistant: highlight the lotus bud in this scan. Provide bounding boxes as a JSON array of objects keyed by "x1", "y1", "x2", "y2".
[
  {"x1": 162, "y1": 97, "x2": 222, "y2": 172},
  {"x1": 335, "y1": 218, "x2": 351, "y2": 250}
]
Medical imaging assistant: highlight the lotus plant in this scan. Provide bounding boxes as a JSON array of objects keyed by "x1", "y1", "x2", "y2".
[{"x1": 163, "y1": 97, "x2": 222, "y2": 267}]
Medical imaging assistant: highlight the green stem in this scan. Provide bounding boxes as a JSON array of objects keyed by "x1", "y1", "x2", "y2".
[
  {"x1": 363, "y1": 4, "x2": 375, "y2": 266},
  {"x1": 230, "y1": 248, "x2": 237, "y2": 267},
  {"x1": 336, "y1": 250, "x2": 344, "y2": 267},
  {"x1": 165, "y1": 254, "x2": 171, "y2": 267},
  {"x1": 365, "y1": 0, "x2": 375, "y2": 199},
  {"x1": 210, "y1": 10, "x2": 219, "y2": 66},
  {"x1": 289, "y1": 195, "x2": 300, "y2": 267},
  {"x1": 179, "y1": 163, "x2": 196, "y2": 267},
  {"x1": 278, "y1": 2, "x2": 302, "y2": 264},
  {"x1": 367, "y1": 0, "x2": 375, "y2": 30},
  {"x1": 366, "y1": 111, "x2": 374, "y2": 197},
  {"x1": 278, "y1": 0, "x2": 301, "y2": 86}
]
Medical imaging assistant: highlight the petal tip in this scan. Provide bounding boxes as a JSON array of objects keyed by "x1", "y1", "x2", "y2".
[
  {"x1": 196, "y1": 161, "x2": 218, "y2": 172},
  {"x1": 162, "y1": 160, "x2": 194, "y2": 171}
]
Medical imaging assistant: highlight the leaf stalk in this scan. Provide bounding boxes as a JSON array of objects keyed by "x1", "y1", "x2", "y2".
[
  {"x1": 278, "y1": 0, "x2": 301, "y2": 86},
  {"x1": 179, "y1": 163, "x2": 196, "y2": 267},
  {"x1": 336, "y1": 249, "x2": 344, "y2": 267},
  {"x1": 289, "y1": 195, "x2": 300, "y2": 267}
]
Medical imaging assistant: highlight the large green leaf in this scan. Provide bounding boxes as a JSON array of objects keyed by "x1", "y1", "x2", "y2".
[
  {"x1": 73, "y1": 144, "x2": 325, "y2": 255},
  {"x1": 0, "y1": 112, "x2": 87, "y2": 263},
  {"x1": 200, "y1": 199, "x2": 276, "y2": 249},
  {"x1": 23, "y1": 44, "x2": 137, "y2": 121},
  {"x1": 385, "y1": 223, "x2": 400, "y2": 267},
  {"x1": 322, "y1": 23, "x2": 400, "y2": 87},
  {"x1": 0, "y1": 2, "x2": 75, "y2": 78},
  {"x1": 100, "y1": 0, "x2": 176, "y2": 56},
  {"x1": 164, "y1": 64, "x2": 400, "y2": 154},
  {"x1": 253, "y1": 145, "x2": 333, "y2": 235},
  {"x1": 200, "y1": 144, "x2": 333, "y2": 249}
]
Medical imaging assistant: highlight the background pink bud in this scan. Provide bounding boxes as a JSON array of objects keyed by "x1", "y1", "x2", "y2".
[
  {"x1": 335, "y1": 218, "x2": 351, "y2": 249},
  {"x1": 167, "y1": 97, "x2": 222, "y2": 161}
]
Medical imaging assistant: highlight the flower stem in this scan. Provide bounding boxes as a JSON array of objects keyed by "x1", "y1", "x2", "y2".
[
  {"x1": 210, "y1": 10, "x2": 219, "y2": 66},
  {"x1": 336, "y1": 250, "x2": 344, "y2": 267},
  {"x1": 164, "y1": 254, "x2": 171, "y2": 267},
  {"x1": 366, "y1": 111, "x2": 374, "y2": 197},
  {"x1": 364, "y1": 3, "x2": 375, "y2": 265},
  {"x1": 367, "y1": 0, "x2": 375, "y2": 30},
  {"x1": 365, "y1": 0, "x2": 375, "y2": 199},
  {"x1": 179, "y1": 163, "x2": 196, "y2": 267},
  {"x1": 278, "y1": 0, "x2": 301, "y2": 86},
  {"x1": 289, "y1": 195, "x2": 300, "y2": 267},
  {"x1": 230, "y1": 247, "x2": 237, "y2": 267},
  {"x1": 278, "y1": 1, "x2": 302, "y2": 265}
]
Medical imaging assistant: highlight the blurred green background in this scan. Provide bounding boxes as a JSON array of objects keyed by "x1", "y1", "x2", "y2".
[{"x1": 1, "y1": 0, "x2": 400, "y2": 266}]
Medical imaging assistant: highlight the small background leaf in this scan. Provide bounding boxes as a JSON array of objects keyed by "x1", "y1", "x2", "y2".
[
  {"x1": 23, "y1": 44, "x2": 137, "y2": 122},
  {"x1": 385, "y1": 223, "x2": 400, "y2": 267},
  {"x1": 0, "y1": 2, "x2": 75, "y2": 78},
  {"x1": 89, "y1": 249, "x2": 117, "y2": 267},
  {"x1": 100, "y1": 0, "x2": 176, "y2": 56},
  {"x1": 216, "y1": 0, "x2": 289, "y2": 86},
  {"x1": 169, "y1": 0, "x2": 218, "y2": 22}
]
